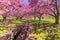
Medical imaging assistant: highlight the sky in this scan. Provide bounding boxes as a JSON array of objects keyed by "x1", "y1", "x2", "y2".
[
  {"x1": 23, "y1": 0, "x2": 28, "y2": 4},
  {"x1": 23, "y1": 0, "x2": 47, "y2": 4}
]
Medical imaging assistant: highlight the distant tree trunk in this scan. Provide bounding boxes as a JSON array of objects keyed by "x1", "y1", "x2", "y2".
[
  {"x1": 3, "y1": 17, "x2": 6, "y2": 21},
  {"x1": 38, "y1": 16, "x2": 41, "y2": 23},
  {"x1": 20, "y1": 17, "x2": 22, "y2": 21},
  {"x1": 38, "y1": 17, "x2": 41, "y2": 24},
  {"x1": 55, "y1": 15, "x2": 59, "y2": 24},
  {"x1": 16, "y1": 17, "x2": 19, "y2": 20},
  {"x1": 39, "y1": 17, "x2": 41, "y2": 21},
  {"x1": 38, "y1": 16, "x2": 42, "y2": 27},
  {"x1": 34, "y1": 17, "x2": 35, "y2": 21},
  {"x1": 55, "y1": 0, "x2": 59, "y2": 24},
  {"x1": 38, "y1": 14, "x2": 43, "y2": 23},
  {"x1": 34, "y1": 14, "x2": 36, "y2": 22}
]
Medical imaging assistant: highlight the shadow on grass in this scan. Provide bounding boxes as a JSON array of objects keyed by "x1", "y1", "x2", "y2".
[
  {"x1": 30, "y1": 22, "x2": 60, "y2": 40},
  {"x1": 0, "y1": 19, "x2": 3, "y2": 22}
]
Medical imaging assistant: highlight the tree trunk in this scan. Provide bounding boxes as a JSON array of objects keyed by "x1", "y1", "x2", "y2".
[
  {"x1": 34, "y1": 17, "x2": 36, "y2": 21},
  {"x1": 34, "y1": 14, "x2": 36, "y2": 22},
  {"x1": 20, "y1": 17, "x2": 22, "y2": 21},
  {"x1": 38, "y1": 17, "x2": 41, "y2": 25},
  {"x1": 39, "y1": 17, "x2": 41, "y2": 22},
  {"x1": 16, "y1": 17, "x2": 19, "y2": 20},
  {"x1": 55, "y1": 15, "x2": 59, "y2": 24},
  {"x1": 39, "y1": 17, "x2": 41, "y2": 21},
  {"x1": 38, "y1": 15, "x2": 42, "y2": 23},
  {"x1": 3, "y1": 17, "x2": 6, "y2": 21},
  {"x1": 38, "y1": 17, "x2": 41, "y2": 27},
  {"x1": 55, "y1": 0, "x2": 59, "y2": 24}
]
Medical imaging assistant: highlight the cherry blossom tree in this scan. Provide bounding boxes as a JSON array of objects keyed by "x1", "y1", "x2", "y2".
[
  {"x1": 27, "y1": 0, "x2": 48, "y2": 21},
  {"x1": 0, "y1": 1, "x2": 10, "y2": 21},
  {"x1": 45, "y1": 0, "x2": 60, "y2": 24},
  {"x1": 28, "y1": 0, "x2": 38, "y2": 7},
  {"x1": 9, "y1": 0, "x2": 28, "y2": 20}
]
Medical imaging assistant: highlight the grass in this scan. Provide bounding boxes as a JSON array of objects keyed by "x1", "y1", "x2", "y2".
[
  {"x1": 27, "y1": 18, "x2": 60, "y2": 40},
  {"x1": 27, "y1": 18, "x2": 60, "y2": 24},
  {"x1": 0, "y1": 18, "x2": 25, "y2": 36},
  {"x1": 41, "y1": 18, "x2": 55, "y2": 23},
  {"x1": 0, "y1": 17, "x2": 60, "y2": 40},
  {"x1": 30, "y1": 24, "x2": 60, "y2": 40},
  {"x1": 33, "y1": 32, "x2": 48, "y2": 40},
  {"x1": 0, "y1": 24, "x2": 16, "y2": 36},
  {"x1": 0, "y1": 18, "x2": 22, "y2": 36}
]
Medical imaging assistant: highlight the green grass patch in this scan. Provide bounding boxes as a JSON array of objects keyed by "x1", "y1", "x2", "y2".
[
  {"x1": 41, "y1": 18, "x2": 55, "y2": 23},
  {"x1": 0, "y1": 24, "x2": 16, "y2": 36}
]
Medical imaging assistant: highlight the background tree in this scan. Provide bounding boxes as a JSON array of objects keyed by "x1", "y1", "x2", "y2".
[
  {"x1": 28, "y1": 0, "x2": 48, "y2": 22},
  {"x1": 0, "y1": 1, "x2": 10, "y2": 21},
  {"x1": 46, "y1": 0, "x2": 60, "y2": 24},
  {"x1": 9, "y1": 0, "x2": 26, "y2": 20}
]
